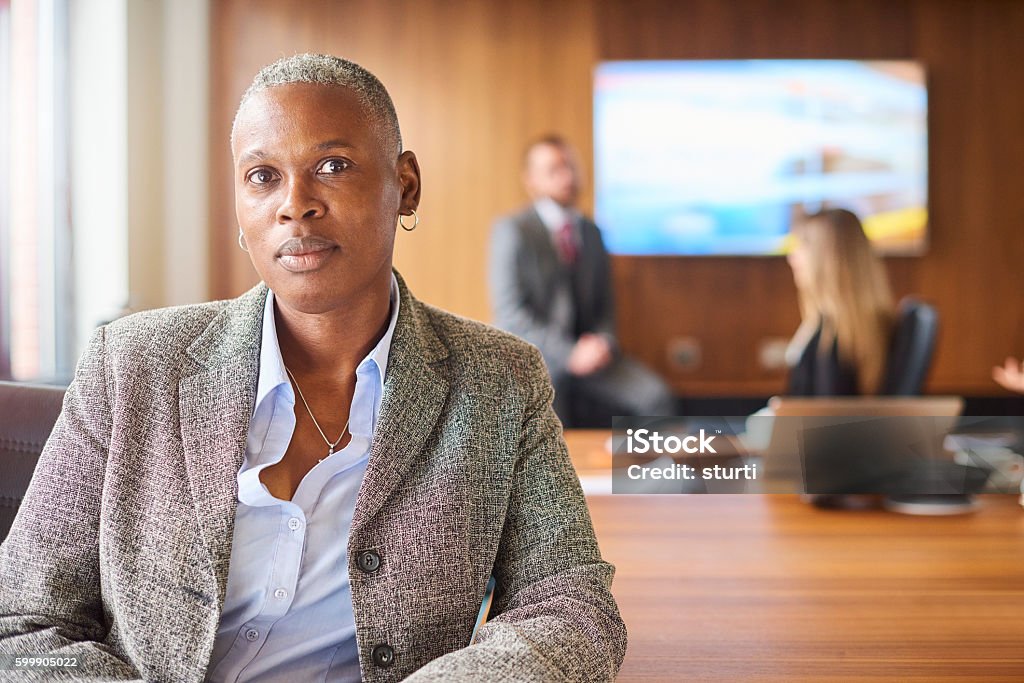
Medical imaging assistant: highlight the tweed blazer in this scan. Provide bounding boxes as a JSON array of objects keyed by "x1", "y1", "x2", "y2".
[{"x1": 0, "y1": 272, "x2": 626, "y2": 682}]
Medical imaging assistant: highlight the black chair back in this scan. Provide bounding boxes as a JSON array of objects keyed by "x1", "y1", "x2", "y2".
[
  {"x1": 0, "y1": 381, "x2": 66, "y2": 542},
  {"x1": 881, "y1": 298, "x2": 939, "y2": 396}
]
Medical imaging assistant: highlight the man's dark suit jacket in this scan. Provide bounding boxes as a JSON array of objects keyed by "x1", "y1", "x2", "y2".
[{"x1": 489, "y1": 205, "x2": 616, "y2": 379}]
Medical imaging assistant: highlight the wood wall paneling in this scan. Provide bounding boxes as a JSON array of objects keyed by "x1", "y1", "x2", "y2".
[{"x1": 209, "y1": 0, "x2": 1024, "y2": 397}]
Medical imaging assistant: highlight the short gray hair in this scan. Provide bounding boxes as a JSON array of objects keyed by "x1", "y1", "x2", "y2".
[{"x1": 233, "y1": 53, "x2": 402, "y2": 155}]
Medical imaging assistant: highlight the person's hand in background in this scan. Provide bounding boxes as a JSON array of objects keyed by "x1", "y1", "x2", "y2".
[
  {"x1": 568, "y1": 333, "x2": 613, "y2": 376},
  {"x1": 993, "y1": 356, "x2": 1024, "y2": 393}
]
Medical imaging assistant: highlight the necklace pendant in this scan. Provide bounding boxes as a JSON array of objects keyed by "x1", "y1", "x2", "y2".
[{"x1": 327, "y1": 446, "x2": 334, "y2": 458}]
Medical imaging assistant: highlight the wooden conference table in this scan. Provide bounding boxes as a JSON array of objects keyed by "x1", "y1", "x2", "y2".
[{"x1": 565, "y1": 430, "x2": 1024, "y2": 681}]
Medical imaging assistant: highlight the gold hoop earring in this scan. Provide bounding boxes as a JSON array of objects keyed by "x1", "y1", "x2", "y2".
[
  {"x1": 398, "y1": 209, "x2": 419, "y2": 232},
  {"x1": 238, "y1": 229, "x2": 249, "y2": 252}
]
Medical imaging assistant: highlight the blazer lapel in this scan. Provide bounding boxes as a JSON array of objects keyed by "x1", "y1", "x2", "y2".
[
  {"x1": 179, "y1": 283, "x2": 265, "y2": 602},
  {"x1": 523, "y1": 206, "x2": 562, "y2": 286},
  {"x1": 351, "y1": 272, "x2": 450, "y2": 532}
]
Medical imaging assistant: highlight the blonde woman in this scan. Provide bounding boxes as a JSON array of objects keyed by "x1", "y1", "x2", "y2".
[{"x1": 785, "y1": 208, "x2": 896, "y2": 395}]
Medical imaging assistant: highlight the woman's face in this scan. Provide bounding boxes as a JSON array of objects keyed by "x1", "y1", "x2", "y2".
[
  {"x1": 231, "y1": 83, "x2": 420, "y2": 314},
  {"x1": 787, "y1": 235, "x2": 812, "y2": 291}
]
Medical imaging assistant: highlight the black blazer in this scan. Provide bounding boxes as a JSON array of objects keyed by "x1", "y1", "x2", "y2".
[{"x1": 787, "y1": 324, "x2": 860, "y2": 396}]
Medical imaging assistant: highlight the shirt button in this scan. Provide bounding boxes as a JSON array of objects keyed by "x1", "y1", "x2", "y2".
[
  {"x1": 357, "y1": 550, "x2": 381, "y2": 573},
  {"x1": 245, "y1": 628, "x2": 259, "y2": 642},
  {"x1": 273, "y1": 588, "x2": 288, "y2": 600},
  {"x1": 287, "y1": 517, "x2": 302, "y2": 531},
  {"x1": 371, "y1": 643, "x2": 395, "y2": 668}
]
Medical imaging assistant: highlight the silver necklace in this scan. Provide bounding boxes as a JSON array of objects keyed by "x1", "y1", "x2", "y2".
[{"x1": 285, "y1": 366, "x2": 349, "y2": 462}]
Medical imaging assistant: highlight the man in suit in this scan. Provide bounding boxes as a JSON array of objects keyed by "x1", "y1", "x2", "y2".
[
  {"x1": 490, "y1": 135, "x2": 675, "y2": 425},
  {"x1": 0, "y1": 55, "x2": 625, "y2": 682}
]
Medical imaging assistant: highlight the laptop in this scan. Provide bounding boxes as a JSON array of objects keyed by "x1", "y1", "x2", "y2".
[
  {"x1": 769, "y1": 395, "x2": 965, "y2": 419},
  {"x1": 756, "y1": 397, "x2": 988, "y2": 511}
]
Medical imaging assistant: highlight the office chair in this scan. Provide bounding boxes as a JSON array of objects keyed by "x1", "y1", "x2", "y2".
[
  {"x1": 0, "y1": 381, "x2": 66, "y2": 542},
  {"x1": 881, "y1": 297, "x2": 939, "y2": 396}
]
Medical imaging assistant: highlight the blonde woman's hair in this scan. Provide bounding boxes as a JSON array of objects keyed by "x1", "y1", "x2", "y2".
[{"x1": 791, "y1": 208, "x2": 895, "y2": 393}]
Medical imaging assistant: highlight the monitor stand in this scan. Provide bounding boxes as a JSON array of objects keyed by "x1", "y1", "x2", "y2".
[{"x1": 882, "y1": 494, "x2": 980, "y2": 515}]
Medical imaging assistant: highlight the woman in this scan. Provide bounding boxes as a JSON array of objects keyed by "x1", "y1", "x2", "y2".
[
  {"x1": 0, "y1": 54, "x2": 625, "y2": 682},
  {"x1": 785, "y1": 208, "x2": 896, "y2": 396}
]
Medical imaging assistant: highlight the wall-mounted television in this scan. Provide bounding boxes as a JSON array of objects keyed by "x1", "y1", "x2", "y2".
[{"x1": 594, "y1": 60, "x2": 928, "y2": 256}]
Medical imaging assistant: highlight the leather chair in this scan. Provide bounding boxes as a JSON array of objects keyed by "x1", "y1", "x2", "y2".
[
  {"x1": 881, "y1": 298, "x2": 939, "y2": 396},
  {"x1": 0, "y1": 381, "x2": 66, "y2": 542}
]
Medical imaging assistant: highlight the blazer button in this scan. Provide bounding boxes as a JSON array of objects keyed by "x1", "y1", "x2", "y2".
[
  {"x1": 357, "y1": 550, "x2": 381, "y2": 573},
  {"x1": 371, "y1": 643, "x2": 395, "y2": 668}
]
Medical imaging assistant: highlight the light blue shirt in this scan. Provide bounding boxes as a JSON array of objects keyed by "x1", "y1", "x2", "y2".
[{"x1": 207, "y1": 277, "x2": 400, "y2": 682}]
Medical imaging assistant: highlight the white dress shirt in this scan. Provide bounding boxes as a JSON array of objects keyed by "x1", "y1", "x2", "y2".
[
  {"x1": 533, "y1": 196, "x2": 580, "y2": 236},
  {"x1": 206, "y1": 276, "x2": 399, "y2": 682}
]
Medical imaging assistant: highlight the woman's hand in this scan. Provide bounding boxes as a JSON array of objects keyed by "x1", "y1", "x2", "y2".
[{"x1": 993, "y1": 356, "x2": 1024, "y2": 394}]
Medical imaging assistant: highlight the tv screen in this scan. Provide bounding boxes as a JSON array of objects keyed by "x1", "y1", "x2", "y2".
[{"x1": 594, "y1": 60, "x2": 928, "y2": 256}]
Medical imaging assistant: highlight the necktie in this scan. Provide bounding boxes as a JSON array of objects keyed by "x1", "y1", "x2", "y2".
[{"x1": 556, "y1": 219, "x2": 578, "y2": 265}]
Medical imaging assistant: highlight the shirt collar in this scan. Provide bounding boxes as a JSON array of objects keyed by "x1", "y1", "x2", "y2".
[
  {"x1": 364, "y1": 274, "x2": 401, "y2": 382},
  {"x1": 254, "y1": 274, "x2": 401, "y2": 414},
  {"x1": 533, "y1": 197, "x2": 578, "y2": 233}
]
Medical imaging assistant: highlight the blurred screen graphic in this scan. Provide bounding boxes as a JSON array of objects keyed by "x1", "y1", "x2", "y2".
[{"x1": 594, "y1": 60, "x2": 928, "y2": 255}]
